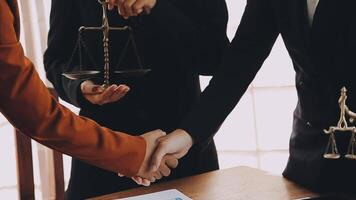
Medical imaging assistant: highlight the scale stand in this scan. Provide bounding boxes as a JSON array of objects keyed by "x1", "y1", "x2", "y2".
[
  {"x1": 62, "y1": 0, "x2": 151, "y2": 87},
  {"x1": 323, "y1": 87, "x2": 356, "y2": 160}
]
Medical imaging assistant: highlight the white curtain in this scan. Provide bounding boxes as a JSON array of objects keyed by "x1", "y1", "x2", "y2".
[{"x1": 18, "y1": 0, "x2": 52, "y2": 84}]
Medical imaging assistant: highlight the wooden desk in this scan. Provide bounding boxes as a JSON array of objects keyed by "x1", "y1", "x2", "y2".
[{"x1": 91, "y1": 167, "x2": 317, "y2": 200}]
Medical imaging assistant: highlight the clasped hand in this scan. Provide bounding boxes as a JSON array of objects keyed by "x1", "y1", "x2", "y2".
[{"x1": 120, "y1": 129, "x2": 194, "y2": 186}]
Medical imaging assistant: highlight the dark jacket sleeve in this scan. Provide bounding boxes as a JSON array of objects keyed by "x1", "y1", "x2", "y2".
[
  {"x1": 147, "y1": 0, "x2": 230, "y2": 75},
  {"x1": 43, "y1": 0, "x2": 84, "y2": 107},
  {"x1": 179, "y1": 0, "x2": 280, "y2": 146}
]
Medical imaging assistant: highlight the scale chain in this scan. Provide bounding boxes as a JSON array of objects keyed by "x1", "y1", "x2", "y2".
[
  {"x1": 103, "y1": 37, "x2": 110, "y2": 86},
  {"x1": 102, "y1": 0, "x2": 110, "y2": 87}
]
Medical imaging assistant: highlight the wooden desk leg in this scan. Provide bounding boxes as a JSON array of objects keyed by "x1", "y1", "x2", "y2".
[{"x1": 15, "y1": 129, "x2": 35, "y2": 200}]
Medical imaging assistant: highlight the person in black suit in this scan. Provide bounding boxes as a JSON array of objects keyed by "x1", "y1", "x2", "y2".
[
  {"x1": 149, "y1": 0, "x2": 356, "y2": 194},
  {"x1": 44, "y1": 0, "x2": 229, "y2": 199}
]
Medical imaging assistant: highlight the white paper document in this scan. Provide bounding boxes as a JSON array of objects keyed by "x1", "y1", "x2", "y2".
[{"x1": 116, "y1": 189, "x2": 192, "y2": 200}]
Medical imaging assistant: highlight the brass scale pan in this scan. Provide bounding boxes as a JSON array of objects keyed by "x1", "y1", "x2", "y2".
[{"x1": 63, "y1": 69, "x2": 151, "y2": 80}]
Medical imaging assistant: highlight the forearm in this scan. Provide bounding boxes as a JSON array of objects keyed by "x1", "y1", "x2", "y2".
[
  {"x1": 0, "y1": 43, "x2": 145, "y2": 176},
  {"x1": 179, "y1": 0, "x2": 279, "y2": 145},
  {"x1": 179, "y1": 49, "x2": 261, "y2": 144}
]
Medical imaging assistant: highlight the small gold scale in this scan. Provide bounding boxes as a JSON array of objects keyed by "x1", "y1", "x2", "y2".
[
  {"x1": 62, "y1": 0, "x2": 151, "y2": 87},
  {"x1": 323, "y1": 87, "x2": 356, "y2": 160}
]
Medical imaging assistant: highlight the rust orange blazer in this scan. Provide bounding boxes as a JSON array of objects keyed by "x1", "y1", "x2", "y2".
[{"x1": 0, "y1": 0, "x2": 146, "y2": 177}]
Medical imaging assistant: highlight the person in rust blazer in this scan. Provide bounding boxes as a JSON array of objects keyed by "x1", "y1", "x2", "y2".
[{"x1": 0, "y1": 0, "x2": 175, "y2": 180}]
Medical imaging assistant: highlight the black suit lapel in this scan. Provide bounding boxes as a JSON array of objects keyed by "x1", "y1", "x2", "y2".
[
  {"x1": 310, "y1": 0, "x2": 350, "y2": 71},
  {"x1": 285, "y1": 0, "x2": 312, "y2": 56},
  {"x1": 311, "y1": 0, "x2": 336, "y2": 44},
  {"x1": 311, "y1": 0, "x2": 349, "y2": 45},
  {"x1": 311, "y1": 0, "x2": 348, "y2": 53},
  {"x1": 300, "y1": 0, "x2": 312, "y2": 47}
]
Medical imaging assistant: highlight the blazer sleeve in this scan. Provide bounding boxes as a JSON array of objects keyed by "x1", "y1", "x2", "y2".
[
  {"x1": 0, "y1": 0, "x2": 146, "y2": 177},
  {"x1": 43, "y1": 0, "x2": 85, "y2": 108},
  {"x1": 178, "y1": 0, "x2": 280, "y2": 147},
  {"x1": 145, "y1": 0, "x2": 230, "y2": 75}
]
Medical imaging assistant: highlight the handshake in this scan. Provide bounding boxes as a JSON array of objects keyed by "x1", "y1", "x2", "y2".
[
  {"x1": 122, "y1": 129, "x2": 194, "y2": 186},
  {"x1": 80, "y1": 82, "x2": 194, "y2": 185}
]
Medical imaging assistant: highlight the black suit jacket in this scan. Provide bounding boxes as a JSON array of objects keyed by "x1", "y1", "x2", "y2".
[
  {"x1": 180, "y1": 0, "x2": 356, "y2": 193},
  {"x1": 44, "y1": 0, "x2": 228, "y2": 199}
]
